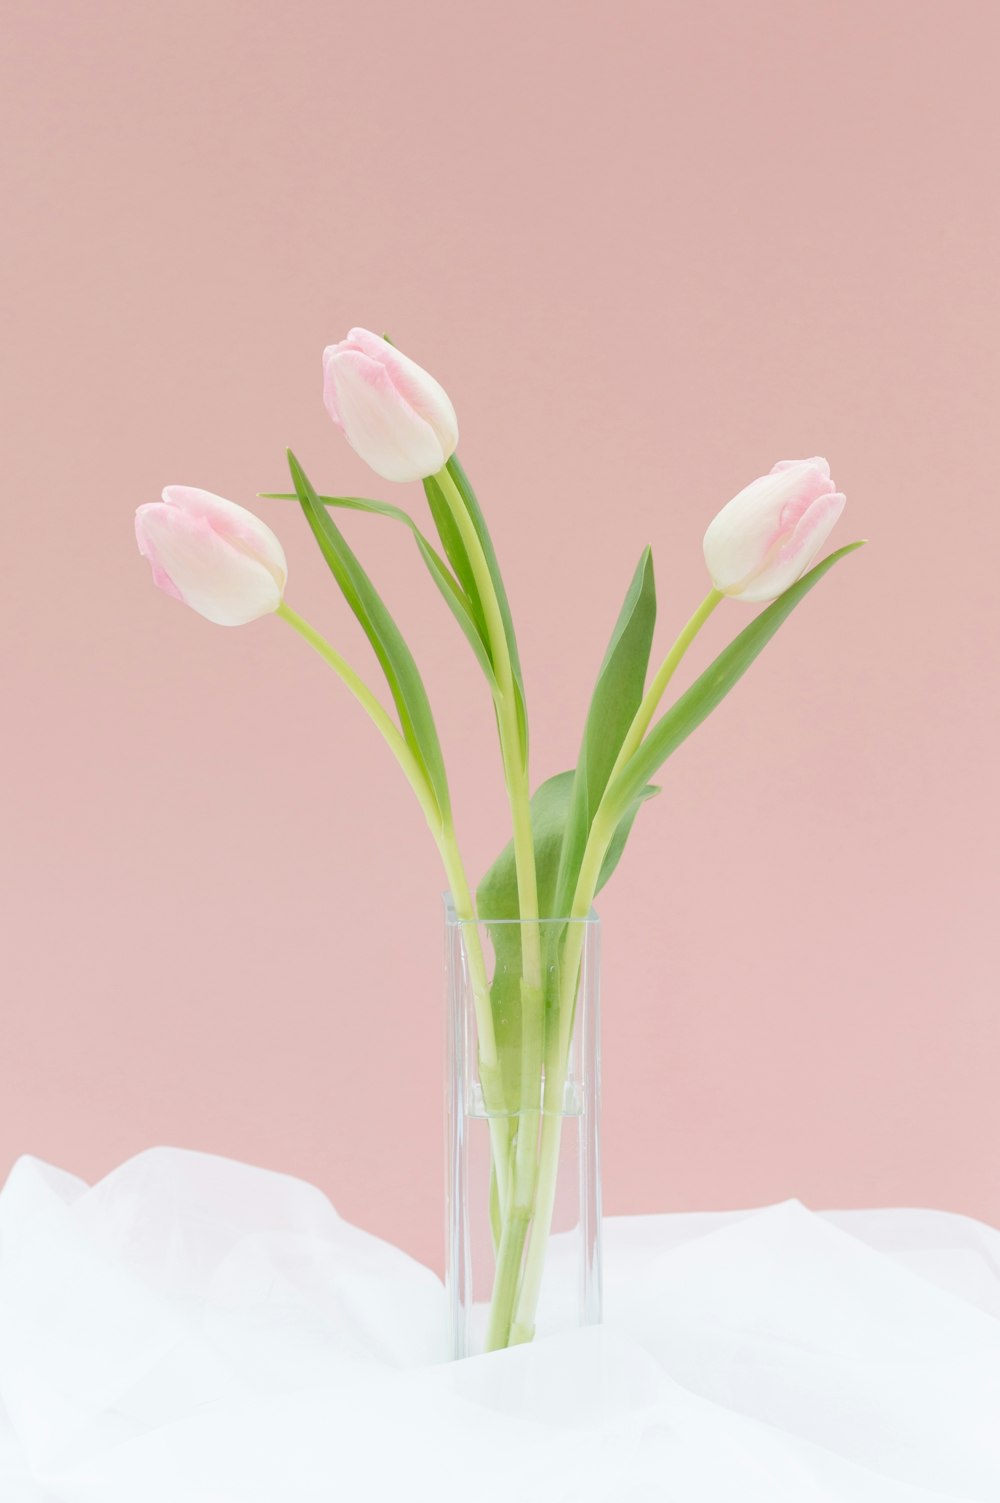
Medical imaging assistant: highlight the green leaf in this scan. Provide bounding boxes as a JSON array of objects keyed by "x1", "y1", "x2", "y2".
[
  {"x1": 421, "y1": 473, "x2": 490, "y2": 648},
  {"x1": 553, "y1": 547, "x2": 656, "y2": 917},
  {"x1": 597, "y1": 779, "x2": 659, "y2": 891},
  {"x1": 262, "y1": 490, "x2": 421, "y2": 531},
  {"x1": 286, "y1": 450, "x2": 452, "y2": 823},
  {"x1": 477, "y1": 770, "x2": 658, "y2": 924},
  {"x1": 411, "y1": 533, "x2": 499, "y2": 693},
  {"x1": 478, "y1": 772, "x2": 570, "y2": 924},
  {"x1": 477, "y1": 770, "x2": 657, "y2": 1107},
  {"x1": 427, "y1": 456, "x2": 529, "y2": 763},
  {"x1": 605, "y1": 542, "x2": 866, "y2": 822},
  {"x1": 260, "y1": 490, "x2": 499, "y2": 694}
]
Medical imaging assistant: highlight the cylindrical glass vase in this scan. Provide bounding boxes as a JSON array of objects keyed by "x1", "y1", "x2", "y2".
[{"x1": 445, "y1": 894, "x2": 601, "y2": 1359}]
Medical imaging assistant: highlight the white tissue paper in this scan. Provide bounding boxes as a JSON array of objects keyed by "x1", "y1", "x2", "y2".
[{"x1": 1, "y1": 1149, "x2": 998, "y2": 1501}]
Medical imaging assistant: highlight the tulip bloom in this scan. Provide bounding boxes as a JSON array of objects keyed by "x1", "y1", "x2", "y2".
[
  {"x1": 135, "y1": 487, "x2": 287, "y2": 626},
  {"x1": 703, "y1": 457, "x2": 846, "y2": 603},
  {"x1": 322, "y1": 328, "x2": 459, "y2": 483}
]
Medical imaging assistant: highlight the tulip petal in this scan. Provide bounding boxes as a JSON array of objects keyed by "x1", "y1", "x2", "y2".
[
  {"x1": 703, "y1": 472, "x2": 792, "y2": 592},
  {"x1": 734, "y1": 489, "x2": 846, "y2": 602},
  {"x1": 703, "y1": 459, "x2": 845, "y2": 603},
  {"x1": 343, "y1": 329, "x2": 459, "y2": 454},
  {"x1": 325, "y1": 351, "x2": 447, "y2": 483},
  {"x1": 136, "y1": 489, "x2": 286, "y2": 626},
  {"x1": 161, "y1": 488, "x2": 287, "y2": 589},
  {"x1": 770, "y1": 456, "x2": 831, "y2": 478},
  {"x1": 322, "y1": 329, "x2": 458, "y2": 483}
]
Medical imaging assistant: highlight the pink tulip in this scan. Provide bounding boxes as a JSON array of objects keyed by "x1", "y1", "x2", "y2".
[
  {"x1": 323, "y1": 328, "x2": 459, "y2": 483},
  {"x1": 135, "y1": 487, "x2": 287, "y2": 626},
  {"x1": 703, "y1": 457, "x2": 846, "y2": 603}
]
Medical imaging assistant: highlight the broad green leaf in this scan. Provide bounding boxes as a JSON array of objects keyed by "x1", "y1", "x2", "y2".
[
  {"x1": 604, "y1": 542, "x2": 866, "y2": 823},
  {"x1": 287, "y1": 450, "x2": 452, "y2": 823},
  {"x1": 260, "y1": 490, "x2": 498, "y2": 694},
  {"x1": 477, "y1": 770, "x2": 657, "y2": 1106},
  {"x1": 554, "y1": 547, "x2": 656, "y2": 918},
  {"x1": 477, "y1": 770, "x2": 658, "y2": 924}
]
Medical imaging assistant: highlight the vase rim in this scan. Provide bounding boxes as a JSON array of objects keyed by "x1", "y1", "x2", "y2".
[{"x1": 442, "y1": 891, "x2": 599, "y2": 926}]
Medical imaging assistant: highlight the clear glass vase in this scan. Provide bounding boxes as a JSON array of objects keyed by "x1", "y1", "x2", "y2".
[{"x1": 445, "y1": 894, "x2": 601, "y2": 1358}]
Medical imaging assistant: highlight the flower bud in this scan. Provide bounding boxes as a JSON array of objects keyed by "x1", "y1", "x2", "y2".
[
  {"x1": 703, "y1": 458, "x2": 846, "y2": 603},
  {"x1": 322, "y1": 328, "x2": 459, "y2": 483},
  {"x1": 135, "y1": 487, "x2": 287, "y2": 626}
]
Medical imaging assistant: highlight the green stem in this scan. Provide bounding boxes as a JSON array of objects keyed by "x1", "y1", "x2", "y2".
[
  {"x1": 606, "y1": 588, "x2": 722, "y2": 793},
  {"x1": 433, "y1": 466, "x2": 545, "y2": 1258},
  {"x1": 439, "y1": 828, "x2": 513, "y2": 1224},
  {"x1": 277, "y1": 603, "x2": 508, "y2": 1173},
  {"x1": 507, "y1": 593, "x2": 724, "y2": 1343},
  {"x1": 432, "y1": 468, "x2": 542, "y2": 948},
  {"x1": 277, "y1": 601, "x2": 440, "y2": 829},
  {"x1": 507, "y1": 1103, "x2": 566, "y2": 1345},
  {"x1": 437, "y1": 827, "x2": 498, "y2": 1071},
  {"x1": 484, "y1": 1210, "x2": 531, "y2": 1351},
  {"x1": 507, "y1": 928, "x2": 587, "y2": 1341}
]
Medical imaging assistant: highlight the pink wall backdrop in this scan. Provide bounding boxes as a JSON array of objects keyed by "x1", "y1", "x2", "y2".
[{"x1": 2, "y1": 0, "x2": 998, "y2": 1271}]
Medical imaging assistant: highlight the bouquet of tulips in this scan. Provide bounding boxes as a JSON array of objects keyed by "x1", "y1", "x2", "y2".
[{"x1": 136, "y1": 328, "x2": 861, "y2": 1351}]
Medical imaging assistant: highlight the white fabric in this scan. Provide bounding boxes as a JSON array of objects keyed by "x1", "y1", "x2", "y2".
[{"x1": 1, "y1": 1149, "x2": 998, "y2": 1501}]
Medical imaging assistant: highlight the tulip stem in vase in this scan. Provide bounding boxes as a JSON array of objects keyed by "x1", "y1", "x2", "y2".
[
  {"x1": 433, "y1": 461, "x2": 549, "y2": 1341},
  {"x1": 507, "y1": 804, "x2": 616, "y2": 1344}
]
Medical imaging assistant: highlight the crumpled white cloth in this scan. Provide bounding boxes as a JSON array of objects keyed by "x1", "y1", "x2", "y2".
[{"x1": 0, "y1": 1151, "x2": 998, "y2": 1502}]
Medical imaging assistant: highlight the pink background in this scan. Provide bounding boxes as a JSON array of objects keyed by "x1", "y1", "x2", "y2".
[{"x1": 2, "y1": 1, "x2": 998, "y2": 1272}]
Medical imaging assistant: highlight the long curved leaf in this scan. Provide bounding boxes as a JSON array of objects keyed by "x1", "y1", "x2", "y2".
[
  {"x1": 286, "y1": 450, "x2": 452, "y2": 823},
  {"x1": 421, "y1": 473, "x2": 490, "y2": 648},
  {"x1": 604, "y1": 542, "x2": 865, "y2": 822},
  {"x1": 426, "y1": 456, "x2": 529, "y2": 763},
  {"x1": 260, "y1": 490, "x2": 498, "y2": 693},
  {"x1": 411, "y1": 534, "x2": 499, "y2": 693},
  {"x1": 554, "y1": 547, "x2": 656, "y2": 917}
]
